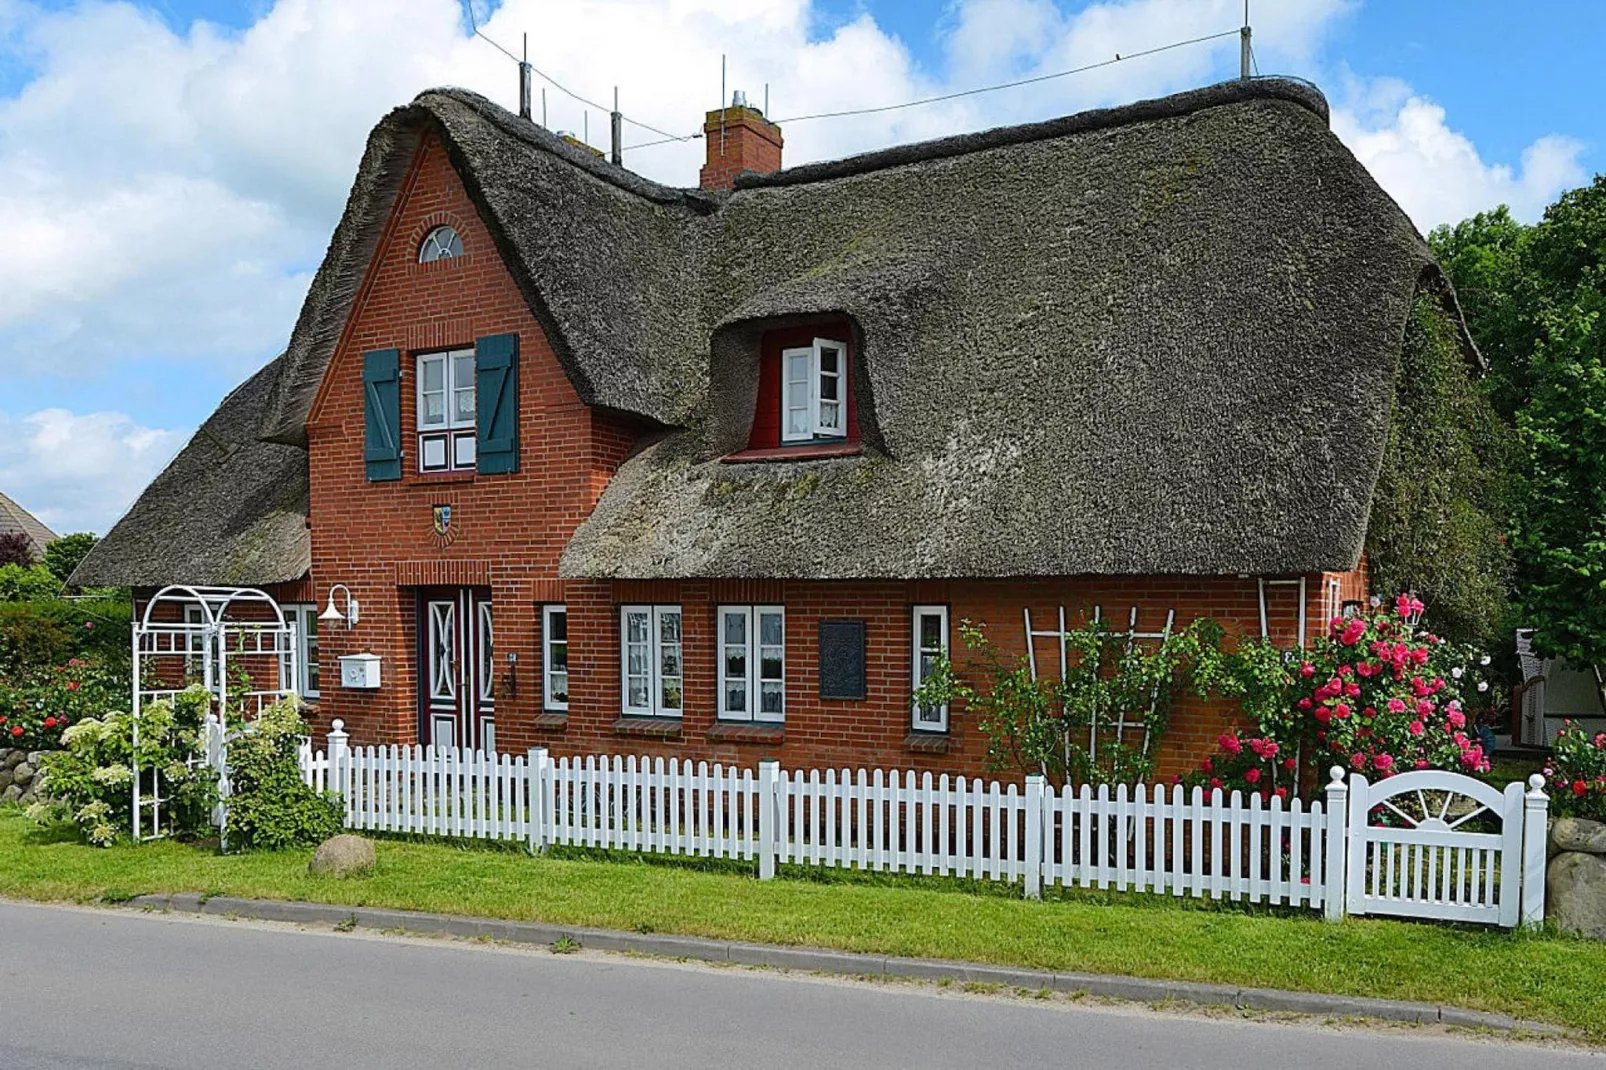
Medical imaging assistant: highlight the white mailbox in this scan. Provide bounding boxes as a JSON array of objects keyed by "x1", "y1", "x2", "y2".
[{"x1": 338, "y1": 652, "x2": 382, "y2": 689}]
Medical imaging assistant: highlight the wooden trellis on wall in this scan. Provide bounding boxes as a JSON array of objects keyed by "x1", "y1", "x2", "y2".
[{"x1": 1022, "y1": 605, "x2": 1176, "y2": 763}]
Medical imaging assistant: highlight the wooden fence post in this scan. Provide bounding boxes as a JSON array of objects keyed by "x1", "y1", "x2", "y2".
[
  {"x1": 758, "y1": 760, "x2": 779, "y2": 880},
  {"x1": 527, "y1": 748, "x2": 550, "y2": 854},
  {"x1": 1323, "y1": 767, "x2": 1349, "y2": 922},
  {"x1": 1521, "y1": 773, "x2": 1549, "y2": 930},
  {"x1": 1024, "y1": 774, "x2": 1044, "y2": 900}
]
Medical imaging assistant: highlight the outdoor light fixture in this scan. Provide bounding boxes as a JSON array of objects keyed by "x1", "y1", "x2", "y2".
[{"x1": 320, "y1": 584, "x2": 359, "y2": 629}]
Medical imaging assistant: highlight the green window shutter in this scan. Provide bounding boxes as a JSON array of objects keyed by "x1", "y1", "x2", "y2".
[
  {"x1": 362, "y1": 348, "x2": 402, "y2": 482},
  {"x1": 475, "y1": 333, "x2": 520, "y2": 475}
]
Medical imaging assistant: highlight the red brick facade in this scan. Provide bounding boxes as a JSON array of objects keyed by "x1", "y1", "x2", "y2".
[{"x1": 289, "y1": 131, "x2": 1370, "y2": 780}]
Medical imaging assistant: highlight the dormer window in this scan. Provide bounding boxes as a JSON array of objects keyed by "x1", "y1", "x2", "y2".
[
  {"x1": 418, "y1": 225, "x2": 463, "y2": 262},
  {"x1": 739, "y1": 323, "x2": 860, "y2": 456},
  {"x1": 781, "y1": 339, "x2": 847, "y2": 442}
]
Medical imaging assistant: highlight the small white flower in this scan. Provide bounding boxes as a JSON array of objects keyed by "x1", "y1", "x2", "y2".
[
  {"x1": 1451, "y1": 667, "x2": 1464, "y2": 680},
  {"x1": 1477, "y1": 681, "x2": 1489, "y2": 692},
  {"x1": 1480, "y1": 655, "x2": 1491, "y2": 666}
]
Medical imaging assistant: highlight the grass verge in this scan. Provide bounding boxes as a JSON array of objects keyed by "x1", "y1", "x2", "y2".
[{"x1": 3, "y1": 806, "x2": 1602, "y2": 1039}]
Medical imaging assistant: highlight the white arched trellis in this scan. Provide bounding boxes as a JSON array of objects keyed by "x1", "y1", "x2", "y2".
[{"x1": 131, "y1": 585, "x2": 299, "y2": 840}]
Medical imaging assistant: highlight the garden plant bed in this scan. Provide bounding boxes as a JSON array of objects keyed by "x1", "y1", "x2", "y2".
[{"x1": 4, "y1": 807, "x2": 1606, "y2": 1041}]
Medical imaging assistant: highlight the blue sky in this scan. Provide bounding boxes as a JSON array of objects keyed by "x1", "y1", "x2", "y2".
[{"x1": 0, "y1": 0, "x2": 1600, "y2": 534}]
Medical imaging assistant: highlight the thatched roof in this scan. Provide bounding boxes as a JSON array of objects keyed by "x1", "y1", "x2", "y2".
[
  {"x1": 261, "y1": 76, "x2": 1467, "y2": 580},
  {"x1": 71, "y1": 356, "x2": 309, "y2": 588},
  {"x1": 0, "y1": 491, "x2": 56, "y2": 560}
]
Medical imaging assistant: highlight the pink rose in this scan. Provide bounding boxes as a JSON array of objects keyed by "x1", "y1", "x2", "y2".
[
  {"x1": 1373, "y1": 754, "x2": 1394, "y2": 771},
  {"x1": 1300, "y1": 662, "x2": 1315, "y2": 678},
  {"x1": 1333, "y1": 703, "x2": 1350, "y2": 720},
  {"x1": 1408, "y1": 720, "x2": 1424, "y2": 737},
  {"x1": 1244, "y1": 768, "x2": 1262, "y2": 784},
  {"x1": 1387, "y1": 698, "x2": 1407, "y2": 714},
  {"x1": 1350, "y1": 752, "x2": 1367, "y2": 770},
  {"x1": 1446, "y1": 711, "x2": 1466, "y2": 729},
  {"x1": 1314, "y1": 706, "x2": 1332, "y2": 724}
]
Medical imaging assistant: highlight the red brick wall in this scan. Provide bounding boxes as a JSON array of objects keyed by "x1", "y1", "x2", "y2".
[
  {"x1": 517, "y1": 573, "x2": 1356, "y2": 781},
  {"x1": 699, "y1": 107, "x2": 783, "y2": 190},
  {"x1": 303, "y1": 132, "x2": 640, "y2": 747}
]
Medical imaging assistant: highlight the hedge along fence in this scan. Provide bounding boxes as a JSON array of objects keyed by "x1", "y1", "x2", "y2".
[{"x1": 299, "y1": 722, "x2": 1549, "y2": 928}]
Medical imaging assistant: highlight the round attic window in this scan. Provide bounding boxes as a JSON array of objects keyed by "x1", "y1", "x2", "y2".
[{"x1": 418, "y1": 225, "x2": 463, "y2": 263}]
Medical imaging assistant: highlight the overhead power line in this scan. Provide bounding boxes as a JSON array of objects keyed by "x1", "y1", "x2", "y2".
[{"x1": 622, "y1": 26, "x2": 1240, "y2": 152}]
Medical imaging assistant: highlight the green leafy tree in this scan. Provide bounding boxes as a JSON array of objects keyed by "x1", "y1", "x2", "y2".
[
  {"x1": 43, "y1": 533, "x2": 99, "y2": 586},
  {"x1": 1433, "y1": 177, "x2": 1606, "y2": 669}
]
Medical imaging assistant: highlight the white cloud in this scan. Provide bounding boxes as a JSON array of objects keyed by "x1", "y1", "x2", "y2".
[
  {"x1": 1331, "y1": 76, "x2": 1587, "y2": 231},
  {"x1": 0, "y1": 408, "x2": 187, "y2": 534}
]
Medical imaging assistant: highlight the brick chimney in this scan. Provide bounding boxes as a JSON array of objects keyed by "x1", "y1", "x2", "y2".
[{"x1": 700, "y1": 97, "x2": 782, "y2": 190}]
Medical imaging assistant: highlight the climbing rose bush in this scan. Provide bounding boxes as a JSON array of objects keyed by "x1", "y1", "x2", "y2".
[
  {"x1": 1188, "y1": 594, "x2": 1494, "y2": 795},
  {"x1": 1544, "y1": 721, "x2": 1606, "y2": 822}
]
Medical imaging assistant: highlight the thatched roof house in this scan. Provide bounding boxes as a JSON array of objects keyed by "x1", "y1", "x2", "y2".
[{"x1": 0, "y1": 491, "x2": 56, "y2": 561}]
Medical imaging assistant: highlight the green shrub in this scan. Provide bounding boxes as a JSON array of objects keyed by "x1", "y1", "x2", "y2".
[
  {"x1": 0, "y1": 655, "x2": 126, "y2": 751},
  {"x1": 0, "y1": 564, "x2": 60, "y2": 603},
  {"x1": 223, "y1": 700, "x2": 343, "y2": 852},
  {"x1": 43, "y1": 533, "x2": 99, "y2": 586},
  {"x1": 31, "y1": 686, "x2": 217, "y2": 847},
  {"x1": 0, "y1": 595, "x2": 131, "y2": 677}
]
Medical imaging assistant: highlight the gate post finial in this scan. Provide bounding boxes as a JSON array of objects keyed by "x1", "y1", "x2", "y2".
[
  {"x1": 1323, "y1": 767, "x2": 1349, "y2": 922},
  {"x1": 1521, "y1": 774, "x2": 1549, "y2": 930}
]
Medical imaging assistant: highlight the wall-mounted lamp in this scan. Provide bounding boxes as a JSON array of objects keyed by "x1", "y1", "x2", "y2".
[{"x1": 320, "y1": 584, "x2": 360, "y2": 629}]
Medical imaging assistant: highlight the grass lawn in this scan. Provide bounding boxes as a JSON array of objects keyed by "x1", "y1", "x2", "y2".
[{"x1": 4, "y1": 806, "x2": 1604, "y2": 1040}]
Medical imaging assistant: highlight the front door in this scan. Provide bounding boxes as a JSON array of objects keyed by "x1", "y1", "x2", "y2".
[{"x1": 419, "y1": 588, "x2": 495, "y2": 752}]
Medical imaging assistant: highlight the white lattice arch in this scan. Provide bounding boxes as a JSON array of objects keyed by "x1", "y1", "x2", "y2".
[{"x1": 131, "y1": 585, "x2": 298, "y2": 840}]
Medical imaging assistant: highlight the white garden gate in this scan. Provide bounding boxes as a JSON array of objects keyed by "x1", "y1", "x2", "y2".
[{"x1": 1344, "y1": 769, "x2": 1548, "y2": 928}]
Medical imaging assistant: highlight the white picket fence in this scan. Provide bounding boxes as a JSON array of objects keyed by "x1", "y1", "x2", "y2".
[{"x1": 297, "y1": 721, "x2": 1550, "y2": 928}]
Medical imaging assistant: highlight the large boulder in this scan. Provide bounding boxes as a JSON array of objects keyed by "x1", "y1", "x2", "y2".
[
  {"x1": 10, "y1": 763, "x2": 33, "y2": 787},
  {"x1": 1552, "y1": 817, "x2": 1606, "y2": 855},
  {"x1": 308, "y1": 834, "x2": 376, "y2": 878},
  {"x1": 1548, "y1": 851, "x2": 1606, "y2": 940}
]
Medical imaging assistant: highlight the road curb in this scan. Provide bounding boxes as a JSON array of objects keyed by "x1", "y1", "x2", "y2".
[{"x1": 121, "y1": 894, "x2": 1559, "y2": 1035}]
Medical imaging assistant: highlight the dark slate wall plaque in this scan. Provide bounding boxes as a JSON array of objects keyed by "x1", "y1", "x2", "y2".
[{"x1": 818, "y1": 619, "x2": 867, "y2": 700}]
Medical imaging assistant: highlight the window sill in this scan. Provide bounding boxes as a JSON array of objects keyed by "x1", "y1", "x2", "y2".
[
  {"x1": 721, "y1": 442, "x2": 861, "y2": 464},
  {"x1": 706, "y1": 722, "x2": 785, "y2": 744},
  {"x1": 903, "y1": 732, "x2": 951, "y2": 755},
  {"x1": 532, "y1": 712, "x2": 569, "y2": 729},
  {"x1": 612, "y1": 717, "x2": 683, "y2": 739}
]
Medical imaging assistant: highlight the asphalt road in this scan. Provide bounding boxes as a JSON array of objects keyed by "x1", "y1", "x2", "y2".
[{"x1": 0, "y1": 900, "x2": 1599, "y2": 1069}]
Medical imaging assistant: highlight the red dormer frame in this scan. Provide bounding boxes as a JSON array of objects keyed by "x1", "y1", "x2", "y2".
[{"x1": 733, "y1": 321, "x2": 860, "y2": 462}]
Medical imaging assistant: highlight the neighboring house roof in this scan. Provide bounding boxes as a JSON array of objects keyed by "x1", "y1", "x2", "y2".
[
  {"x1": 70, "y1": 356, "x2": 310, "y2": 588},
  {"x1": 259, "y1": 76, "x2": 1467, "y2": 581},
  {"x1": 0, "y1": 491, "x2": 56, "y2": 560}
]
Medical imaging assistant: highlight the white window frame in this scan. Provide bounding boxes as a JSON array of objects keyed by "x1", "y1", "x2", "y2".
[
  {"x1": 416, "y1": 347, "x2": 477, "y2": 473},
  {"x1": 280, "y1": 603, "x2": 320, "y2": 700},
  {"x1": 779, "y1": 337, "x2": 849, "y2": 443},
  {"x1": 542, "y1": 604, "x2": 569, "y2": 712},
  {"x1": 717, "y1": 605, "x2": 785, "y2": 723},
  {"x1": 418, "y1": 225, "x2": 463, "y2": 263},
  {"x1": 911, "y1": 604, "x2": 950, "y2": 733},
  {"x1": 183, "y1": 604, "x2": 206, "y2": 677},
  {"x1": 619, "y1": 605, "x2": 683, "y2": 718}
]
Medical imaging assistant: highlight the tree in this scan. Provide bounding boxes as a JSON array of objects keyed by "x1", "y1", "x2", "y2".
[
  {"x1": 1432, "y1": 176, "x2": 1606, "y2": 669},
  {"x1": 0, "y1": 532, "x2": 34, "y2": 567},
  {"x1": 43, "y1": 532, "x2": 98, "y2": 586}
]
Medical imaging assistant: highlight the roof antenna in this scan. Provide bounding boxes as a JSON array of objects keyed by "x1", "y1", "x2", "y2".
[
  {"x1": 610, "y1": 86, "x2": 622, "y2": 166},
  {"x1": 1240, "y1": 0, "x2": 1252, "y2": 80},
  {"x1": 541, "y1": 87, "x2": 547, "y2": 128},
  {"x1": 584, "y1": 109, "x2": 589, "y2": 146},
  {"x1": 719, "y1": 54, "x2": 727, "y2": 158},
  {"x1": 518, "y1": 33, "x2": 532, "y2": 120}
]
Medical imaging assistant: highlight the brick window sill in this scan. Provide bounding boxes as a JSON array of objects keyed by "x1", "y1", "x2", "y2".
[
  {"x1": 721, "y1": 442, "x2": 862, "y2": 464},
  {"x1": 532, "y1": 712, "x2": 569, "y2": 730},
  {"x1": 612, "y1": 717, "x2": 683, "y2": 739},
  {"x1": 903, "y1": 732, "x2": 951, "y2": 755},
  {"x1": 706, "y1": 722, "x2": 785, "y2": 744}
]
